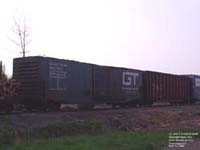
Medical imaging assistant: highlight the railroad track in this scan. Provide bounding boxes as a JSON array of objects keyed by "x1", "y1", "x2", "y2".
[{"x1": 0, "y1": 102, "x2": 199, "y2": 116}]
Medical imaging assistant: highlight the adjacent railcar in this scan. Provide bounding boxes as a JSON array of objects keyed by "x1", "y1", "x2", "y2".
[
  {"x1": 143, "y1": 71, "x2": 191, "y2": 104},
  {"x1": 13, "y1": 56, "x2": 143, "y2": 110},
  {"x1": 187, "y1": 75, "x2": 200, "y2": 102}
]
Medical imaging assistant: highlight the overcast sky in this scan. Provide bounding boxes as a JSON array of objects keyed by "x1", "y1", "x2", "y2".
[{"x1": 0, "y1": 0, "x2": 200, "y2": 75}]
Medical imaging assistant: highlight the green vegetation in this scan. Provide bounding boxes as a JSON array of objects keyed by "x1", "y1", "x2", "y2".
[
  {"x1": 0, "y1": 118, "x2": 200, "y2": 150},
  {"x1": 1, "y1": 131, "x2": 167, "y2": 150},
  {"x1": 1, "y1": 128, "x2": 200, "y2": 150},
  {"x1": 0, "y1": 120, "x2": 102, "y2": 146}
]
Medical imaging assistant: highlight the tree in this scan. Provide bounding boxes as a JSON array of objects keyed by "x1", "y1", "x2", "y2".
[
  {"x1": 0, "y1": 61, "x2": 8, "y2": 80},
  {"x1": 10, "y1": 17, "x2": 31, "y2": 57}
]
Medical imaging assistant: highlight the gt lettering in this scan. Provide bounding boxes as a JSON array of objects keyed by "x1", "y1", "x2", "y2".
[{"x1": 122, "y1": 72, "x2": 139, "y2": 86}]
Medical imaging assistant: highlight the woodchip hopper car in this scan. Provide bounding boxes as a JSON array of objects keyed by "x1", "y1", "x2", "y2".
[{"x1": 143, "y1": 71, "x2": 191, "y2": 105}]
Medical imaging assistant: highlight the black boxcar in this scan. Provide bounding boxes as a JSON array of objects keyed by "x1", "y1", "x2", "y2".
[
  {"x1": 13, "y1": 56, "x2": 143, "y2": 110},
  {"x1": 92, "y1": 65, "x2": 143, "y2": 106}
]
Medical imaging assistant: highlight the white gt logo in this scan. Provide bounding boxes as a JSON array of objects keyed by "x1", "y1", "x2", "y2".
[{"x1": 122, "y1": 72, "x2": 139, "y2": 86}]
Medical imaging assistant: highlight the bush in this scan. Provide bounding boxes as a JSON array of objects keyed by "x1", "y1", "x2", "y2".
[
  {"x1": 0, "y1": 120, "x2": 103, "y2": 146},
  {"x1": 0, "y1": 127, "x2": 15, "y2": 146}
]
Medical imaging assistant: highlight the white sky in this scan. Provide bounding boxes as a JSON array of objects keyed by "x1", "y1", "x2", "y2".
[{"x1": 0, "y1": 0, "x2": 200, "y2": 76}]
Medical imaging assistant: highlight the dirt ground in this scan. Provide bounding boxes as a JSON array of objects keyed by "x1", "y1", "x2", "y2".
[
  {"x1": 1, "y1": 104, "x2": 200, "y2": 149},
  {"x1": 1, "y1": 104, "x2": 200, "y2": 131}
]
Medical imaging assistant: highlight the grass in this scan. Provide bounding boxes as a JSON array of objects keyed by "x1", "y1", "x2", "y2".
[
  {"x1": 1, "y1": 131, "x2": 168, "y2": 150},
  {"x1": 0, "y1": 120, "x2": 103, "y2": 146},
  {"x1": 0, "y1": 120, "x2": 200, "y2": 150},
  {"x1": 1, "y1": 129, "x2": 195, "y2": 150}
]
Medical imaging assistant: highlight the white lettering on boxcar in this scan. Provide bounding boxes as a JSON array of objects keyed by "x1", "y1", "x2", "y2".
[
  {"x1": 195, "y1": 78, "x2": 200, "y2": 87},
  {"x1": 122, "y1": 72, "x2": 139, "y2": 86},
  {"x1": 49, "y1": 62, "x2": 68, "y2": 90},
  {"x1": 49, "y1": 63, "x2": 68, "y2": 79}
]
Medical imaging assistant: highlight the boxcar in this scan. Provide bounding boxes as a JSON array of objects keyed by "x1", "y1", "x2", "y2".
[
  {"x1": 143, "y1": 71, "x2": 191, "y2": 104},
  {"x1": 187, "y1": 75, "x2": 200, "y2": 102},
  {"x1": 13, "y1": 56, "x2": 143, "y2": 110},
  {"x1": 93, "y1": 65, "x2": 143, "y2": 106}
]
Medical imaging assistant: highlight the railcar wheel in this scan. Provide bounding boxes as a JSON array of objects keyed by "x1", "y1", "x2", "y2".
[
  {"x1": 170, "y1": 102, "x2": 180, "y2": 106},
  {"x1": 128, "y1": 103, "x2": 137, "y2": 107},
  {"x1": 146, "y1": 101, "x2": 153, "y2": 107},
  {"x1": 46, "y1": 102, "x2": 61, "y2": 111},
  {"x1": 111, "y1": 104, "x2": 120, "y2": 109},
  {"x1": 119, "y1": 103, "x2": 128, "y2": 108},
  {"x1": 78, "y1": 104, "x2": 94, "y2": 110}
]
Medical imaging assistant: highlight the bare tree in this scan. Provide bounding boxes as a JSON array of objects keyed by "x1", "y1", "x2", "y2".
[
  {"x1": 10, "y1": 17, "x2": 31, "y2": 57},
  {"x1": 0, "y1": 61, "x2": 8, "y2": 80}
]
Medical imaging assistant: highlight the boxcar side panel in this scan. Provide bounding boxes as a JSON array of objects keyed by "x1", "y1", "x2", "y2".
[
  {"x1": 92, "y1": 65, "x2": 110, "y2": 101},
  {"x1": 110, "y1": 67, "x2": 143, "y2": 102},
  {"x1": 93, "y1": 65, "x2": 143, "y2": 104},
  {"x1": 46, "y1": 58, "x2": 93, "y2": 104},
  {"x1": 143, "y1": 71, "x2": 191, "y2": 104}
]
